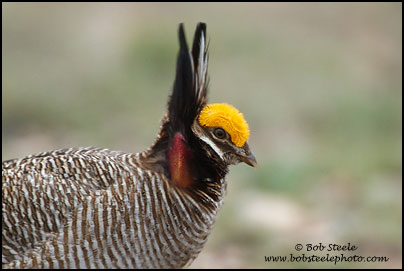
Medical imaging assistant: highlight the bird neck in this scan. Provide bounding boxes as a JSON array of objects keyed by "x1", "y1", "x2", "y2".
[
  {"x1": 140, "y1": 116, "x2": 229, "y2": 205},
  {"x1": 167, "y1": 132, "x2": 194, "y2": 189}
]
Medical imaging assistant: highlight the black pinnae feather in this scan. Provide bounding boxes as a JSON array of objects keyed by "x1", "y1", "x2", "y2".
[
  {"x1": 148, "y1": 23, "x2": 209, "y2": 164},
  {"x1": 192, "y1": 23, "x2": 209, "y2": 112},
  {"x1": 168, "y1": 23, "x2": 209, "y2": 137},
  {"x1": 191, "y1": 23, "x2": 206, "y2": 70},
  {"x1": 168, "y1": 23, "x2": 194, "y2": 133}
]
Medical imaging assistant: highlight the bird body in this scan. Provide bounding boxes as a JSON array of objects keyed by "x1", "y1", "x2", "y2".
[
  {"x1": 2, "y1": 23, "x2": 256, "y2": 269},
  {"x1": 3, "y1": 147, "x2": 224, "y2": 268}
]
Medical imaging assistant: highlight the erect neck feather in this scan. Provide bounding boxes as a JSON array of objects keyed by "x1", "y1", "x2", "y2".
[{"x1": 168, "y1": 132, "x2": 194, "y2": 189}]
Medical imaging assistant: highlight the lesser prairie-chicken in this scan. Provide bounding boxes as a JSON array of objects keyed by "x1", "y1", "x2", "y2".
[{"x1": 2, "y1": 22, "x2": 256, "y2": 269}]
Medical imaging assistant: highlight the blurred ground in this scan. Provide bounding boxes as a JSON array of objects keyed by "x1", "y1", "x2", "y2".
[{"x1": 2, "y1": 3, "x2": 402, "y2": 268}]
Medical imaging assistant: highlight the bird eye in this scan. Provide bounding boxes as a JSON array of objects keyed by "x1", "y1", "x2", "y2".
[{"x1": 213, "y1": 128, "x2": 226, "y2": 139}]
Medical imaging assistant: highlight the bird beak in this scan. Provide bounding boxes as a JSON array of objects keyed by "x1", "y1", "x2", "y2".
[
  {"x1": 239, "y1": 143, "x2": 257, "y2": 167},
  {"x1": 240, "y1": 152, "x2": 258, "y2": 167}
]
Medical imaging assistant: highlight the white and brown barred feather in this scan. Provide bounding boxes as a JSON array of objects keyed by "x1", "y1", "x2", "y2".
[
  {"x1": 2, "y1": 147, "x2": 225, "y2": 268},
  {"x1": 2, "y1": 23, "x2": 226, "y2": 269}
]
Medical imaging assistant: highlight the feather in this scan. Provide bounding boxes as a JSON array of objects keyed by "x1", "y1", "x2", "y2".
[
  {"x1": 168, "y1": 23, "x2": 209, "y2": 137},
  {"x1": 192, "y1": 23, "x2": 209, "y2": 112}
]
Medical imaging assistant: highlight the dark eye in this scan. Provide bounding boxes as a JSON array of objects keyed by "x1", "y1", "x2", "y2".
[{"x1": 214, "y1": 128, "x2": 226, "y2": 139}]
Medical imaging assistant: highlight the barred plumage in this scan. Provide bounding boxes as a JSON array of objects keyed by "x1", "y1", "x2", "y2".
[
  {"x1": 2, "y1": 23, "x2": 256, "y2": 269},
  {"x1": 3, "y1": 148, "x2": 224, "y2": 268}
]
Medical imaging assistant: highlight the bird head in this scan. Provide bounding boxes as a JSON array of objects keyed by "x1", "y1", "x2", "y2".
[{"x1": 192, "y1": 103, "x2": 257, "y2": 168}]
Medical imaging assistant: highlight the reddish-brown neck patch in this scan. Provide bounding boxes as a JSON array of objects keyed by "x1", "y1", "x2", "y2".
[{"x1": 168, "y1": 133, "x2": 194, "y2": 189}]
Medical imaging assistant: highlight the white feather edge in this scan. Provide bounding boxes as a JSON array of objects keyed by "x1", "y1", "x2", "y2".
[{"x1": 199, "y1": 135, "x2": 225, "y2": 160}]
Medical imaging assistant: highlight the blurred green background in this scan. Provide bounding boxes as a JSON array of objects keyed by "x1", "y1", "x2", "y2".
[{"x1": 2, "y1": 3, "x2": 402, "y2": 268}]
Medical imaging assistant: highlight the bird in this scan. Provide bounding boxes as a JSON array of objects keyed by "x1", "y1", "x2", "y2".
[{"x1": 2, "y1": 22, "x2": 257, "y2": 269}]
